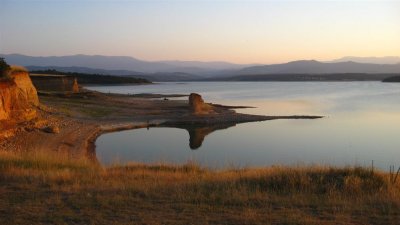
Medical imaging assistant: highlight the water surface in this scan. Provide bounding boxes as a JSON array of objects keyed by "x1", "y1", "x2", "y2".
[{"x1": 90, "y1": 82, "x2": 400, "y2": 169}]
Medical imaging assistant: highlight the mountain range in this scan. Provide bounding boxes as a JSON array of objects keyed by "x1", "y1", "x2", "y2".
[
  {"x1": 1, "y1": 54, "x2": 399, "y2": 81},
  {"x1": 330, "y1": 56, "x2": 400, "y2": 64},
  {"x1": 233, "y1": 60, "x2": 400, "y2": 76},
  {"x1": 0, "y1": 54, "x2": 250, "y2": 75}
]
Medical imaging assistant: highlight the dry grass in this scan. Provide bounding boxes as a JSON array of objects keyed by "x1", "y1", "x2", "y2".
[
  {"x1": 0, "y1": 65, "x2": 28, "y2": 80},
  {"x1": 9, "y1": 65, "x2": 28, "y2": 74},
  {"x1": 1, "y1": 150, "x2": 400, "y2": 224}
]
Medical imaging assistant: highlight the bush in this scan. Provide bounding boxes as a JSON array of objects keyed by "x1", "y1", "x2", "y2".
[{"x1": 0, "y1": 58, "x2": 11, "y2": 79}]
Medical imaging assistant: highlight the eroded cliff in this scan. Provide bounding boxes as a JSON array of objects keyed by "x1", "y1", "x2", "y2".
[{"x1": 0, "y1": 71, "x2": 39, "y2": 132}]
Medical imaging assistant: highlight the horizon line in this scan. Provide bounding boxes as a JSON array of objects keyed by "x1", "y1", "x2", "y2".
[{"x1": 2, "y1": 53, "x2": 400, "y2": 66}]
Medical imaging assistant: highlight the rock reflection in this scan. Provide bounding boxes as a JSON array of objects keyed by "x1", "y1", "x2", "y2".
[{"x1": 170, "y1": 123, "x2": 236, "y2": 150}]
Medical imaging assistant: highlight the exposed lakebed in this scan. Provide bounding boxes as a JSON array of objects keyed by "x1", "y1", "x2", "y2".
[{"x1": 89, "y1": 82, "x2": 400, "y2": 169}]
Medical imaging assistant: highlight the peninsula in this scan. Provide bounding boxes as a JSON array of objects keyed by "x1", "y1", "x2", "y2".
[{"x1": 0, "y1": 68, "x2": 321, "y2": 157}]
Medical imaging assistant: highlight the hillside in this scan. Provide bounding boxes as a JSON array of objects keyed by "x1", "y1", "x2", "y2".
[
  {"x1": 3, "y1": 54, "x2": 400, "y2": 82},
  {"x1": 331, "y1": 56, "x2": 400, "y2": 64},
  {"x1": 30, "y1": 70, "x2": 151, "y2": 85},
  {"x1": 30, "y1": 68, "x2": 202, "y2": 82},
  {"x1": 235, "y1": 60, "x2": 400, "y2": 75},
  {"x1": 382, "y1": 76, "x2": 400, "y2": 82},
  {"x1": 1, "y1": 54, "x2": 249, "y2": 74},
  {"x1": 209, "y1": 73, "x2": 399, "y2": 82}
]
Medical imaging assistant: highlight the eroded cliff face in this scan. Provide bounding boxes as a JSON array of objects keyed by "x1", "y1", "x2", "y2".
[{"x1": 0, "y1": 72, "x2": 39, "y2": 125}]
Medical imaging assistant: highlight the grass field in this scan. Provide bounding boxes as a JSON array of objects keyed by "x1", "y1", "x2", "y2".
[{"x1": 1, "y1": 150, "x2": 400, "y2": 225}]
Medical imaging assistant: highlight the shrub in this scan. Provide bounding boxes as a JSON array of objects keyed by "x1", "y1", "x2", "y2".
[{"x1": 0, "y1": 58, "x2": 11, "y2": 79}]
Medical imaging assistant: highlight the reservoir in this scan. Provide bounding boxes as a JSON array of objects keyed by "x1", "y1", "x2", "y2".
[{"x1": 89, "y1": 82, "x2": 400, "y2": 169}]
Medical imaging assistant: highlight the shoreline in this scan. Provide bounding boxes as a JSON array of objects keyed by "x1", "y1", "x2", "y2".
[
  {"x1": 1, "y1": 89, "x2": 322, "y2": 162},
  {"x1": 85, "y1": 120, "x2": 166, "y2": 159},
  {"x1": 85, "y1": 114, "x2": 322, "y2": 158}
]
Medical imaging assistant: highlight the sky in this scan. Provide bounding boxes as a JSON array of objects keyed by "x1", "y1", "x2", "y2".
[{"x1": 0, "y1": 0, "x2": 399, "y2": 64}]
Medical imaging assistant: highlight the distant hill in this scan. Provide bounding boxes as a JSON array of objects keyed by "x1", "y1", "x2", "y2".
[
  {"x1": 25, "y1": 60, "x2": 400, "y2": 82},
  {"x1": 158, "y1": 60, "x2": 251, "y2": 71},
  {"x1": 208, "y1": 73, "x2": 399, "y2": 82},
  {"x1": 3, "y1": 54, "x2": 400, "y2": 82},
  {"x1": 30, "y1": 69, "x2": 151, "y2": 85},
  {"x1": 331, "y1": 56, "x2": 400, "y2": 65},
  {"x1": 234, "y1": 60, "x2": 400, "y2": 75},
  {"x1": 143, "y1": 72, "x2": 203, "y2": 82},
  {"x1": 0, "y1": 54, "x2": 250, "y2": 74},
  {"x1": 26, "y1": 66, "x2": 201, "y2": 82},
  {"x1": 382, "y1": 76, "x2": 400, "y2": 82},
  {"x1": 26, "y1": 65, "x2": 146, "y2": 76}
]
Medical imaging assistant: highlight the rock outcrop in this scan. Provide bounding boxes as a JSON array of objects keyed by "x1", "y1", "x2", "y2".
[
  {"x1": 0, "y1": 71, "x2": 39, "y2": 124},
  {"x1": 72, "y1": 78, "x2": 79, "y2": 93},
  {"x1": 189, "y1": 93, "x2": 213, "y2": 115},
  {"x1": 30, "y1": 75, "x2": 79, "y2": 93}
]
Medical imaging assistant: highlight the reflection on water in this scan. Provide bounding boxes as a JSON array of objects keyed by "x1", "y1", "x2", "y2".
[
  {"x1": 93, "y1": 82, "x2": 400, "y2": 169},
  {"x1": 171, "y1": 123, "x2": 236, "y2": 149},
  {"x1": 234, "y1": 99, "x2": 325, "y2": 116}
]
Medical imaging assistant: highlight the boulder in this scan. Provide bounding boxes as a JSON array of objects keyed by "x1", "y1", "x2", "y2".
[
  {"x1": 43, "y1": 125, "x2": 60, "y2": 134},
  {"x1": 188, "y1": 93, "x2": 213, "y2": 115}
]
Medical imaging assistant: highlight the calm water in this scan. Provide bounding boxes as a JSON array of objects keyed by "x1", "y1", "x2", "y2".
[{"x1": 89, "y1": 82, "x2": 400, "y2": 169}]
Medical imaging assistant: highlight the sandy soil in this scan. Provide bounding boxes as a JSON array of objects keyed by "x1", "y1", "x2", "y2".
[{"x1": 0, "y1": 90, "x2": 322, "y2": 158}]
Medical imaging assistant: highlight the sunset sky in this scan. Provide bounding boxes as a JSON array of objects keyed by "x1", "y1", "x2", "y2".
[{"x1": 1, "y1": 0, "x2": 399, "y2": 64}]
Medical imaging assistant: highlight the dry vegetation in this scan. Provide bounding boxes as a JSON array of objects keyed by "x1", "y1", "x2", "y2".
[
  {"x1": 1, "y1": 150, "x2": 400, "y2": 225},
  {"x1": 0, "y1": 65, "x2": 28, "y2": 81},
  {"x1": 9, "y1": 65, "x2": 28, "y2": 73}
]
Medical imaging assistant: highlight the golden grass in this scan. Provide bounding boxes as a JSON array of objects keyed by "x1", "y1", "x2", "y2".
[
  {"x1": 9, "y1": 65, "x2": 28, "y2": 73},
  {"x1": 0, "y1": 65, "x2": 28, "y2": 80},
  {"x1": 1, "y1": 150, "x2": 400, "y2": 224}
]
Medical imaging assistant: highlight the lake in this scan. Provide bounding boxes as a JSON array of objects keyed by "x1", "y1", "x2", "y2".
[{"x1": 88, "y1": 82, "x2": 400, "y2": 170}]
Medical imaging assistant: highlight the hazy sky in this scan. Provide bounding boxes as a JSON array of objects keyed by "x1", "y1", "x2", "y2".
[{"x1": 1, "y1": 0, "x2": 399, "y2": 64}]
